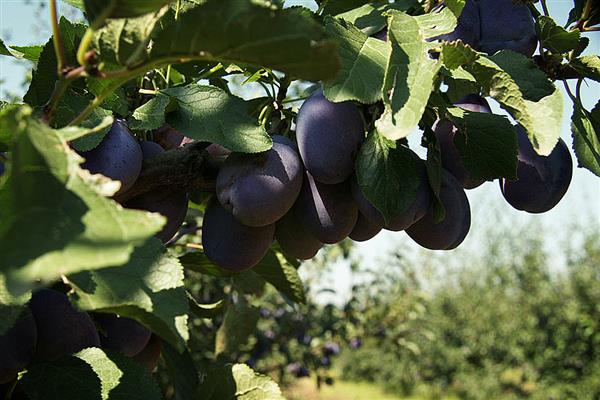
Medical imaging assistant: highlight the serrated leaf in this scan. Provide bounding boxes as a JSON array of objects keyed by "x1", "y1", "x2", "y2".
[
  {"x1": 188, "y1": 294, "x2": 227, "y2": 319},
  {"x1": 356, "y1": 130, "x2": 420, "y2": 225},
  {"x1": 83, "y1": 0, "x2": 171, "y2": 26},
  {"x1": 0, "y1": 38, "x2": 26, "y2": 59},
  {"x1": 253, "y1": 250, "x2": 306, "y2": 304},
  {"x1": 162, "y1": 342, "x2": 199, "y2": 400},
  {"x1": 5, "y1": 44, "x2": 44, "y2": 62},
  {"x1": 179, "y1": 252, "x2": 235, "y2": 277},
  {"x1": 58, "y1": 115, "x2": 114, "y2": 144},
  {"x1": 323, "y1": 17, "x2": 390, "y2": 104},
  {"x1": 446, "y1": 107, "x2": 518, "y2": 180},
  {"x1": 21, "y1": 348, "x2": 162, "y2": 400},
  {"x1": 68, "y1": 239, "x2": 190, "y2": 351},
  {"x1": 215, "y1": 297, "x2": 259, "y2": 356},
  {"x1": 376, "y1": 10, "x2": 453, "y2": 139},
  {"x1": 198, "y1": 363, "x2": 285, "y2": 400},
  {"x1": 571, "y1": 102, "x2": 600, "y2": 176},
  {"x1": 466, "y1": 56, "x2": 563, "y2": 156},
  {"x1": 441, "y1": 40, "x2": 478, "y2": 70},
  {"x1": 537, "y1": 16, "x2": 581, "y2": 54},
  {"x1": 335, "y1": 1, "x2": 421, "y2": 35},
  {"x1": 148, "y1": 0, "x2": 340, "y2": 82},
  {"x1": 0, "y1": 108, "x2": 164, "y2": 294},
  {"x1": 129, "y1": 93, "x2": 173, "y2": 131},
  {"x1": 163, "y1": 85, "x2": 272, "y2": 153},
  {"x1": 487, "y1": 50, "x2": 556, "y2": 102},
  {"x1": 570, "y1": 55, "x2": 600, "y2": 82}
]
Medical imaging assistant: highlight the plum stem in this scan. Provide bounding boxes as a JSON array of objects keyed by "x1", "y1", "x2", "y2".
[
  {"x1": 50, "y1": 0, "x2": 67, "y2": 73},
  {"x1": 43, "y1": 66, "x2": 87, "y2": 125}
]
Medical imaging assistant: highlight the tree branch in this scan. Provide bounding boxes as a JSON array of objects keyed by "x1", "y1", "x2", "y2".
[
  {"x1": 50, "y1": 0, "x2": 67, "y2": 73},
  {"x1": 115, "y1": 142, "x2": 219, "y2": 203}
]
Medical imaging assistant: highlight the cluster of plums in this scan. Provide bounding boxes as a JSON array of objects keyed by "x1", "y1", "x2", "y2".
[{"x1": 0, "y1": 289, "x2": 161, "y2": 387}]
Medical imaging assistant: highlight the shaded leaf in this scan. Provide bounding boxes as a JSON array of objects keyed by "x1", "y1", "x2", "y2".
[
  {"x1": 215, "y1": 298, "x2": 259, "y2": 356},
  {"x1": 571, "y1": 102, "x2": 600, "y2": 176},
  {"x1": 253, "y1": 250, "x2": 306, "y2": 304}
]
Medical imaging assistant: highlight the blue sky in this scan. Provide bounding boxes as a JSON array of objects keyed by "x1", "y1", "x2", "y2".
[{"x1": 0, "y1": 0, "x2": 598, "y2": 303}]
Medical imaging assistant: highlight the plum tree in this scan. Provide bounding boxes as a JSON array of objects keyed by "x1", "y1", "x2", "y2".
[
  {"x1": 438, "y1": 0, "x2": 480, "y2": 48},
  {"x1": 478, "y1": 0, "x2": 537, "y2": 57},
  {"x1": 296, "y1": 172, "x2": 358, "y2": 244},
  {"x1": 500, "y1": 127, "x2": 573, "y2": 213},
  {"x1": 275, "y1": 206, "x2": 323, "y2": 260},
  {"x1": 29, "y1": 289, "x2": 100, "y2": 362},
  {"x1": 296, "y1": 91, "x2": 365, "y2": 184},
  {"x1": 80, "y1": 120, "x2": 143, "y2": 196},
  {"x1": 216, "y1": 135, "x2": 303, "y2": 227},
  {"x1": 202, "y1": 199, "x2": 275, "y2": 271},
  {"x1": 351, "y1": 164, "x2": 432, "y2": 232},
  {"x1": 132, "y1": 335, "x2": 162, "y2": 373},
  {"x1": 349, "y1": 212, "x2": 383, "y2": 242},
  {"x1": 94, "y1": 314, "x2": 151, "y2": 358},
  {"x1": 406, "y1": 171, "x2": 471, "y2": 250},
  {"x1": 0, "y1": 309, "x2": 37, "y2": 384},
  {"x1": 434, "y1": 94, "x2": 492, "y2": 189},
  {"x1": 123, "y1": 141, "x2": 189, "y2": 243}
]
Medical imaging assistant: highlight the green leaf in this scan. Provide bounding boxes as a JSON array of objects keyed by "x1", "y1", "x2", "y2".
[
  {"x1": 179, "y1": 252, "x2": 235, "y2": 277},
  {"x1": 487, "y1": 51, "x2": 556, "y2": 102},
  {"x1": 0, "y1": 275, "x2": 31, "y2": 335},
  {"x1": 536, "y1": 16, "x2": 581, "y2": 54},
  {"x1": 24, "y1": 18, "x2": 87, "y2": 108},
  {"x1": 58, "y1": 115, "x2": 114, "y2": 146},
  {"x1": 322, "y1": 0, "x2": 371, "y2": 16},
  {"x1": 129, "y1": 93, "x2": 173, "y2": 131},
  {"x1": 0, "y1": 108, "x2": 164, "y2": 294},
  {"x1": 1, "y1": 43, "x2": 44, "y2": 62},
  {"x1": 198, "y1": 363, "x2": 285, "y2": 400},
  {"x1": 149, "y1": 0, "x2": 340, "y2": 82},
  {"x1": 253, "y1": 250, "x2": 306, "y2": 304},
  {"x1": 323, "y1": 17, "x2": 390, "y2": 104},
  {"x1": 445, "y1": 108, "x2": 518, "y2": 180},
  {"x1": 161, "y1": 342, "x2": 199, "y2": 400},
  {"x1": 188, "y1": 294, "x2": 227, "y2": 319},
  {"x1": 356, "y1": 130, "x2": 420, "y2": 225},
  {"x1": 335, "y1": 1, "x2": 421, "y2": 35},
  {"x1": 441, "y1": 40, "x2": 479, "y2": 70},
  {"x1": 215, "y1": 297, "x2": 259, "y2": 356},
  {"x1": 466, "y1": 56, "x2": 563, "y2": 156},
  {"x1": 68, "y1": 239, "x2": 190, "y2": 351},
  {"x1": 163, "y1": 85, "x2": 273, "y2": 153},
  {"x1": 0, "y1": 39, "x2": 26, "y2": 59},
  {"x1": 570, "y1": 55, "x2": 600, "y2": 83},
  {"x1": 375, "y1": 9, "x2": 455, "y2": 139},
  {"x1": 21, "y1": 348, "x2": 162, "y2": 400},
  {"x1": 83, "y1": 0, "x2": 171, "y2": 26},
  {"x1": 571, "y1": 102, "x2": 600, "y2": 177}
]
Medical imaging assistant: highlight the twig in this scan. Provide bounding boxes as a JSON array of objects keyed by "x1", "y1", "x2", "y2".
[
  {"x1": 43, "y1": 66, "x2": 87, "y2": 124},
  {"x1": 50, "y1": 0, "x2": 67, "y2": 73},
  {"x1": 539, "y1": 0, "x2": 550, "y2": 17},
  {"x1": 76, "y1": 28, "x2": 96, "y2": 67}
]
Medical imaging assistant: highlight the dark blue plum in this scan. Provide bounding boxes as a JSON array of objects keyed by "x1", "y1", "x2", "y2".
[
  {"x1": 349, "y1": 212, "x2": 382, "y2": 242},
  {"x1": 296, "y1": 173, "x2": 358, "y2": 244},
  {"x1": 478, "y1": 0, "x2": 537, "y2": 57},
  {"x1": 153, "y1": 126, "x2": 194, "y2": 150},
  {"x1": 437, "y1": 0, "x2": 480, "y2": 48},
  {"x1": 29, "y1": 289, "x2": 100, "y2": 362},
  {"x1": 296, "y1": 91, "x2": 365, "y2": 184},
  {"x1": 95, "y1": 314, "x2": 151, "y2": 358},
  {"x1": 286, "y1": 362, "x2": 310, "y2": 378},
  {"x1": 80, "y1": 120, "x2": 143, "y2": 196},
  {"x1": 216, "y1": 135, "x2": 303, "y2": 227},
  {"x1": 323, "y1": 342, "x2": 340, "y2": 356},
  {"x1": 132, "y1": 334, "x2": 161, "y2": 373},
  {"x1": 435, "y1": 94, "x2": 491, "y2": 189},
  {"x1": 0, "y1": 309, "x2": 37, "y2": 384},
  {"x1": 500, "y1": 127, "x2": 572, "y2": 213},
  {"x1": 275, "y1": 205, "x2": 323, "y2": 260},
  {"x1": 406, "y1": 170, "x2": 471, "y2": 250},
  {"x1": 202, "y1": 199, "x2": 275, "y2": 271},
  {"x1": 124, "y1": 142, "x2": 189, "y2": 243}
]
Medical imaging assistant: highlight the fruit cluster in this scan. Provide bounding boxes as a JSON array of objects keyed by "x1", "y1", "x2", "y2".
[{"x1": 0, "y1": 289, "x2": 160, "y2": 386}]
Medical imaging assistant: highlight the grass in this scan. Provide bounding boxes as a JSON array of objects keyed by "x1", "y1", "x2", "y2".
[{"x1": 283, "y1": 378, "x2": 447, "y2": 400}]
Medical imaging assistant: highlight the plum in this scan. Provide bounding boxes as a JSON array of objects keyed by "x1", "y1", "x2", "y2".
[
  {"x1": 95, "y1": 314, "x2": 151, "y2": 358},
  {"x1": 275, "y1": 206, "x2": 323, "y2": 260},
  {"x1": 500, "y1": 126, "x2": 572, "y2": 213},
  {"x1": 406, "y1": 170, "x2": 471, "y2": 250},
  {"x1": 202, "y1": 199, "x2": 275, "y2": 271},
  {"x1": 29, "y1": 289, "x2": 100, "y2": 362},
  {"x1": 80, "y1": 120, "x2": 142, "y2": 196},
  {"x1": 349, "y1": 212, "x2": 383, "y2": 242},
  {"x1": 296, "y1": 91, "x2": 365, "y2": 184},
  {"x1": 437, "y1": 0, "x2": 480, "y2": 48},
  {"x1": 434, "y1": 94, "x2": 491, "y2": 189},
  {"x1": 123, "y1": 142, "x2": 189, "y2": 243},
  {"x1": 373, "y1": 28, "x2": 387, "y2": 41},
  {"x1": 296, "y1": 172, "x2": 358, "y2": 244},
  {"x1": 478, "y1": 0, "x2": 537, "y2": 57},
  {"x1": 153, "y1": 125, "x2": 194, "y2": 150},
  {"x1": 216, "y1": 135, "x2": 303, "y2": 227},
  {"x1": 132, "y1": 335, "x2": 161, "y2": 373},
  {"x1": 351, "y1": 164, "x2": 432, "y2": 232},
  {"x1": 0, "y1": 309, "x2": 37, "y2": 384}
]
